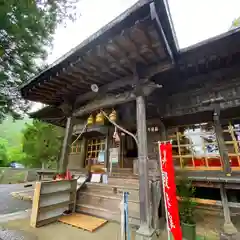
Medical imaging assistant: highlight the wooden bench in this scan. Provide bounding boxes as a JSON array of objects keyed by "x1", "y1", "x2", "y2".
[{"x1": 36, "y1": 170, "x2": 56, "y2": 181}]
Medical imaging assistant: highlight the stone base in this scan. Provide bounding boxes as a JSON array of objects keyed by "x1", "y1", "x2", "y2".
[
  {"x1": 135, "y1": 224, "x2": 158, "y2": 240},
  {"x1": 220, "y1": 222, "x2": 239, "y2": 240},
  {"x1": 220, "y1": 232, "x2": 240, "y2": 240},
  {"x1": 223, "y1": 222, "x2": 238, "y2": 235}
]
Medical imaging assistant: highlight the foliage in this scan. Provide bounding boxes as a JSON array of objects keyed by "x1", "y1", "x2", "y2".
[
  {"x1": 0, "y1": 137, "x2": 8, "y2": 166},
  {"x1": 177, "y1": 177, "x2": 197, "y2": 224},
  {"x1": 0, "y1": 115, "x2": 31, "y2": 147},
  {"x1": 8, "y1": 145, "x2": 26, "y2": 163},
  {"x1": 22, "y1": 119, "x2": 64, "y2": 168},
  {"x1": 231, "y1": 17, "x2": 240, "y2": 30},
  {"x1": 0, "y1": 0, "x2": 79, "y2": 121}
]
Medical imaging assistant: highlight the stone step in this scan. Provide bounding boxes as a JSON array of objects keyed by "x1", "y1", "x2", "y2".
[
  {"x1": 76, "y1": 203, "x2": 140, "y2": 226},
  {"x1": 77, "y1": 191, "x2": 140, "y2": 218}
]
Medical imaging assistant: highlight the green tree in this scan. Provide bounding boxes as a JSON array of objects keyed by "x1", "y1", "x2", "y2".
[
  {"x1": 230, "y1": 16, "x2": 240, "y2": 30},
  {"x1": 0, "y1": 0, "x2": 79, "y2": 121},
  {"x1": 8, "y1": 145, "x2": 26, "y2": 163},
  {"x1": 22, "y1": 120, "x2": 64, "y2": 168},
  {"x1": 0, "y1": 137, "x2": 9, "y2": 166}
]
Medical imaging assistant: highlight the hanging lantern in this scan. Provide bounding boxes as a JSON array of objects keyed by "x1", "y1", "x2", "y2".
[
  {"x1": 109, "y1": 109, "x2": 117, "y2": 122},
  {"x1": 87, "y1": 114, "x2": 94, "y2": 125},
  {"x1": 96, "y1": 111, "x2": 104, "y2": 124}
]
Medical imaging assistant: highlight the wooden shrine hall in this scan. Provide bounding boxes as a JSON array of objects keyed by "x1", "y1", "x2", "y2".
[{"x1": 21, "y1": 0, "x2": 240, "y2": 238}]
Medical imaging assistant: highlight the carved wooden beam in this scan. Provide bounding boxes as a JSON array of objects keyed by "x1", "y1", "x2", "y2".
[
  {"x1": 73, "y1": 84, "x2": 156, "y2": 117},
  {"x1": 74, "y1": 61, "x2": 172, "y2": 107}
]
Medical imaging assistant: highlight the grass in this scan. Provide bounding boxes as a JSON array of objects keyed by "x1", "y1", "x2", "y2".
[{"x1": 0, "y1": 169, "x2": 26, "y2": 184}]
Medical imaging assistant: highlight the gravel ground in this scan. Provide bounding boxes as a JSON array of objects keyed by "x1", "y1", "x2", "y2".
[{"x1": 0, "y1": 184, "x2": 32, "y2": 214}]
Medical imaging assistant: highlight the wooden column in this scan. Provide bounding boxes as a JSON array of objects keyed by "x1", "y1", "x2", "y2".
[
  {"x1": 136, "y1": 94, "x2": 151, "y2": 227},
  {"x1": 79, "y1": 137, "x2": 87, "y2": 168},
  {"x1": 159, "y1": 120, "x2": 167, "y2": 224},
  {"x1": 59, "y1": 116, "x2": 74, "y2": 173},
  {"x1": 134, "y1": 63, "x2": 155, "y2": 240},
  {"x1": 213, "y1": 104, "x2": 232, "y2": 176},
  {"x1": 159, "y1": 120, "x2": 167, "y2": 141},
  {"x1": 220, "y1": 184, "x2": 237, "y2": 235}
]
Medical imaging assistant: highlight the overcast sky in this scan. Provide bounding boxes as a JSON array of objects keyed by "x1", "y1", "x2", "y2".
[{"x1": 33, "y1": 0, "x2": 240, "y2": 111}]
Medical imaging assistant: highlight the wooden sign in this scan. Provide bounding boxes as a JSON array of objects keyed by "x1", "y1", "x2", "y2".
[{"x1": 109, "y1": 147, "x2": 119, "y2": 164}]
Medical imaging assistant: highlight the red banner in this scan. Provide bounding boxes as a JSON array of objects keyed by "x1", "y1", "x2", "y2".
[{"x1": 159, "y1": 143, "x2": 182, "y2": 240}]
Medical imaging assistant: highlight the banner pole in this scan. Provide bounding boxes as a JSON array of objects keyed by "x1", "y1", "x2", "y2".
[
  {"x1": 159, "y1": 142, "x2": 171, "y2": 240},
  {"x1": 120, "y1": 192, "x2": 124, "y2": 240}
]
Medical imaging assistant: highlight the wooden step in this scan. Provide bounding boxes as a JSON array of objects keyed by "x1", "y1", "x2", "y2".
[
  {"x1": 86, "y1": 182, "x2": 139, "y2": 191},
  {"x1": 111, "y1": 168, "x2": 133, "y2": 173},
  {"x1": 85, "y1": 183, "x2": 139, "y2": 200},
  {"x1": 109, "y1": 172, "x2": 138, "y2": 178},
  {"x1": 107, "y1": 177, "x2": 139, "y2": 186},
  {"x1": 77, "y1": 191, "x2": 140, "y2": 219},
  {"x1": 76, "y1": 203, "x2": 140, "y2": 226},
  {"x1": 78, "y1": 186, "x2": 139, "y2": 202}
]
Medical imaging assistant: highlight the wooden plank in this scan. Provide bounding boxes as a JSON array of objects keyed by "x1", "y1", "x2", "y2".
[
  {"x1": 30, "y1": 182, "x2": 42, "y2": 228},
  {"x1": 30, "y1": 180, "x2": 77, "y2": 228},
  {"x1": 58, "y1": 213, "x2": 107, "y2": 232},
  {"x1": 76, "y1": 204, "x2": 140, "y2": 226}
]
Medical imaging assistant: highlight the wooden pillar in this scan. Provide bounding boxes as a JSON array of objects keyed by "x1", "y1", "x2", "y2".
[
  {"x1": 220, "y1": 184, "x2": 237, "y2": 235},
  {"x1": 159, "y1": 119, "x2": 167, "y2": 141},
  {"x1": 134, "y1": 63, "x2": 155, "y2": 240},
  {"x1": 136, "y1": 94, "x2": 151, "y2": 227},
  {"x1": 79, "y1": 137, "x2": 87, "y2": 168},
  {"x1": 59, "y1": 116, "x2": 74, "y2": 173},
  {"x1": 159, "y1": 120, "x2": 167, "y2": 224},
  {"x1": 213, "y1": 104, "x2": 232, "y2": 176}
]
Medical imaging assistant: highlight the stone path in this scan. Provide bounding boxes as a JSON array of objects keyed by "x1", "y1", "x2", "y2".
[
  {"x1": 0, "y1": 227, "x2": 37, "y2": 240},
  {"x1": 0, "y1": 184, "x2": 32, "y2": 215}
]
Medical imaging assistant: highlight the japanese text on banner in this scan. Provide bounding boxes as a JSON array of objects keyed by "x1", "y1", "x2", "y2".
[{"x1": 159, "y1": 143, "x2": 182, "y2": 240}]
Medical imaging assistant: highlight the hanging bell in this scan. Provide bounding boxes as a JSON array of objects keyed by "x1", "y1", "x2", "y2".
[
  {"x1": 109, "y1": 109, "x2": 117, "y2": 122},
  {"x1": 96, "y1": 111, "x2": 104, "y2": 124},
  {"x1": 87, "y1": 114, "x2": 94, "y2": 125}
]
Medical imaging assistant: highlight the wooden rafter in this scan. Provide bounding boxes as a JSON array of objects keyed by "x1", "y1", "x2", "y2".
[
  {"x1": 84, "y1": 50, "x2": 121, "y2": 79},
  {"x1": 106, "y1": 39, "x2": 135, "y2": 70},
  {"x1": 96, "y1": 44, "x2": 130, "y2": 75},
  {"x1": 134, "y1": 21, "x2": 160, "y2": 59},
  {"x1": 121, "y1": 29, "x2": 148, "y2": 64}
]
